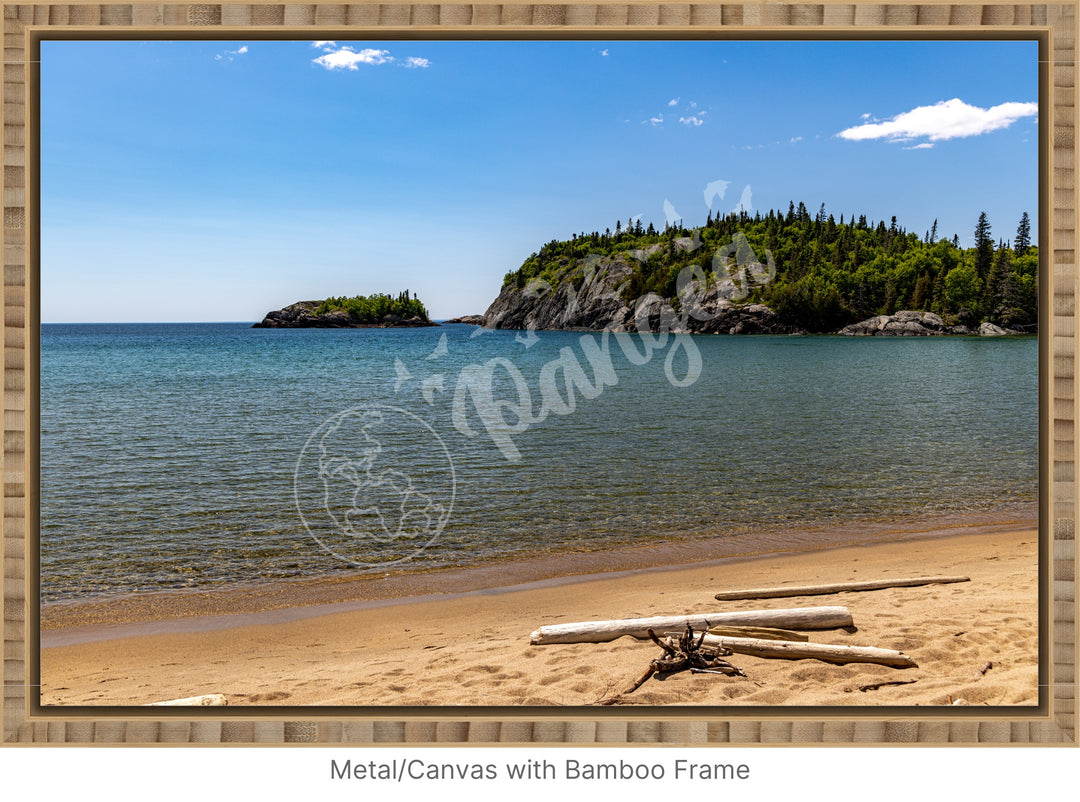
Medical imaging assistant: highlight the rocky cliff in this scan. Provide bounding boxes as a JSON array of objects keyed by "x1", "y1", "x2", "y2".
[{"x1": 481, "y1": 255, "x2": 803, "y2": 335}]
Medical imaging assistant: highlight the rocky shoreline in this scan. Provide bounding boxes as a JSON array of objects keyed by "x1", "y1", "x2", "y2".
[
  {"x1": 837, "y1": 310, "x2": 1026, "y2": 337},
  {"x1": 255, "y1": 295, "x2": 1031, "y2": 338},
  {"x1": 253, "y1": 301, "x2": 437, "y2": 329},
  {"x1": 479, "y1": 267, "x2": 1031, "y2": 337}
]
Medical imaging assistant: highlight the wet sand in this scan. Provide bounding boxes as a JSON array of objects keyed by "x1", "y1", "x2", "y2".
[{"x1": 39, "y1": 519, "x2": 1039, "y2": 707}]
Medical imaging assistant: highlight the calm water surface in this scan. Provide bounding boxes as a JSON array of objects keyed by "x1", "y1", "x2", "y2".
[{"x1": 40, "y1": 323, "x2": 1037, "y2": 603}]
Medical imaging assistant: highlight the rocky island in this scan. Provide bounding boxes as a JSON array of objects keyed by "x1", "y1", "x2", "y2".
[{"x1": 253, "y1": 292, "x2": 436, "y2": 329}]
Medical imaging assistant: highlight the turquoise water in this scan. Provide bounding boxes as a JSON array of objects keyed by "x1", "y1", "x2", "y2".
[{"x1": 40, "y1": 323, "x2": 1038, "y2": 603}]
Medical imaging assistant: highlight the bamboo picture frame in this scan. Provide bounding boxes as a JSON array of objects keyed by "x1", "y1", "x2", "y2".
[{"x1": 1, "y1": 1, "x2": 1075, "y2": 746}]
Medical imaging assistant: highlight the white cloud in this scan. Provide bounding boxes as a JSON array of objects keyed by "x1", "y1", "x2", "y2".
[
  {"x1": 215, "y1": 44, "x2": 249, "y2": 62},
  {"x1": 790, "y1": 136, "x2": 803, "y2": 144},
  {"x1": 314, "y1": 47, "x2": 395, "y2": 70},
  {"x1": 837, "y1": 98, "x2": 1038, "y2": 143},
  {"x1": 860, "y1": 112, "x2": 872, "y2": 120},
  {"x1": 600, "y1": 49, "x2": 609, "y2": 57},
  {"x1": 312, "y1": 45, "x2": 430, "y2": 71},
  {"x1": 645, "y1": 101, "x2": 706, "y2": 128},
  {"x1": 904, "y1": 143, "x2": 935, "y2": 150}
]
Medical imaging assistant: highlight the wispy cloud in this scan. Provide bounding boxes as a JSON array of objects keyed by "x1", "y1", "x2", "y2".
[
  {"x1": 215, "y1": 45, "x2": 248, "y2": 62},
  {"x1": 649, "y1": 98, "x2": 706, "y2": 127},
  {"x1": 311, "y1": 42, "x2": 431, "y2": 71},
  {"x1": 789, "y1": 135, "x2": 803, "y2": 144},
  {"x1": 837, "y1": 98, "x2": 1037, "y2": 143},
  {"x1": 600, "y1": 49, "x2": 609, "y2": 57},
  {"x1": 904, "y1": 143, "x2": 935, "y2": 150}
]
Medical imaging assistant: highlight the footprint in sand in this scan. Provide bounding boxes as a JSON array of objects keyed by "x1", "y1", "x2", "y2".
[
  {"x1": 245, "y1": 691, "x2": 290, "y2": 702},
  {"x1": 467, "y1": 664, "x2": 501, "y2": 674}
]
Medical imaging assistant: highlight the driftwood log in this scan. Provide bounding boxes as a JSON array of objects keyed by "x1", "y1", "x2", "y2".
[
  {"x1": 706, "y1": 625, "x2": 808, "y2": 642},
  {"x1": 714, "y1": 575, "x2": 969, "y2": 601},
  {"x1": 146, "y1": 694, "x2": 228, "y2": 706},
  {"x1": 688, "y1": 633, "x2": 917, "y2": 668},
  {"x1": 530, "y1": 606, "x2": 853, "y2": 645}
]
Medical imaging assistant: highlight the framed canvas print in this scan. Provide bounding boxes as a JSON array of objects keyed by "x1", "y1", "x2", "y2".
[{"x1": 0, "y1": 1, "x2": 1075, "y2": 748}]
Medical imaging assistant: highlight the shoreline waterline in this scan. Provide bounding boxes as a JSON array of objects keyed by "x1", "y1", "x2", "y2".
[{"x1": 40, "y1": 507, "x2": 1035, "y2": 645}]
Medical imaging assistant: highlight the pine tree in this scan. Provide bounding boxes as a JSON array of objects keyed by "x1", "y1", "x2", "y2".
[
  {"x1": 983, "y1": 244, "x2": 1010, "y2": 315},
  {"x1": 985, "y1": 247, "x2": 1015, "y2": 322},
  {"x1": 930, "y1": 219, "x2": 938, "y2": 243},
  {"x1": 1015, "y1": 211, "x2": 1031, "y2": 256},
  {"x1": 973, "y1": 212, "x2": 994, "y2": 286}
]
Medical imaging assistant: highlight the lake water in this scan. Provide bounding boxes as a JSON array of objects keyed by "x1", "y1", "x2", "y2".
[{"x1": 40, "y1": 323, "x2": 1038, "y2": 603}]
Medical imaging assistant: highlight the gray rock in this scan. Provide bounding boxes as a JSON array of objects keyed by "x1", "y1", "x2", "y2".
[
  {"x1": 978, "y1": 322, "x2": 1014, "y2": 336},
  {"x1": 840, "y1": 311, "x2": 948, "y2": 337}
]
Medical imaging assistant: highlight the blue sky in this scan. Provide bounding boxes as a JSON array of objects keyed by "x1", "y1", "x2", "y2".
[{"x1": 41, "y1": 39, "x2": 1039, "y2": 322}]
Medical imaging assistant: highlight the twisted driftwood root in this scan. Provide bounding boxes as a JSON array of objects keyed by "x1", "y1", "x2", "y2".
[{"x1": 597, "y1": 624, "x2": 747, "y2": 705}]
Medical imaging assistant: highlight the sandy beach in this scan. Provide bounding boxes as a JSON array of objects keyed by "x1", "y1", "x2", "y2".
[{"x1": 39, "y1": 520, "x2": 1039, "y2": 707}]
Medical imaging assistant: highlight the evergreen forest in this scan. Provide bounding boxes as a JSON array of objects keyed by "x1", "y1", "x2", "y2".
[{"x1": 504, "y1": 203, "x2": 1037, "y2": 333}]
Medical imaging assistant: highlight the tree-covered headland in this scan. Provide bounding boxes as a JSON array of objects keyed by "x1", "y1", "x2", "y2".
[{"x1": 504, "y1": 204, "x2": 1037, "y2": 333}]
